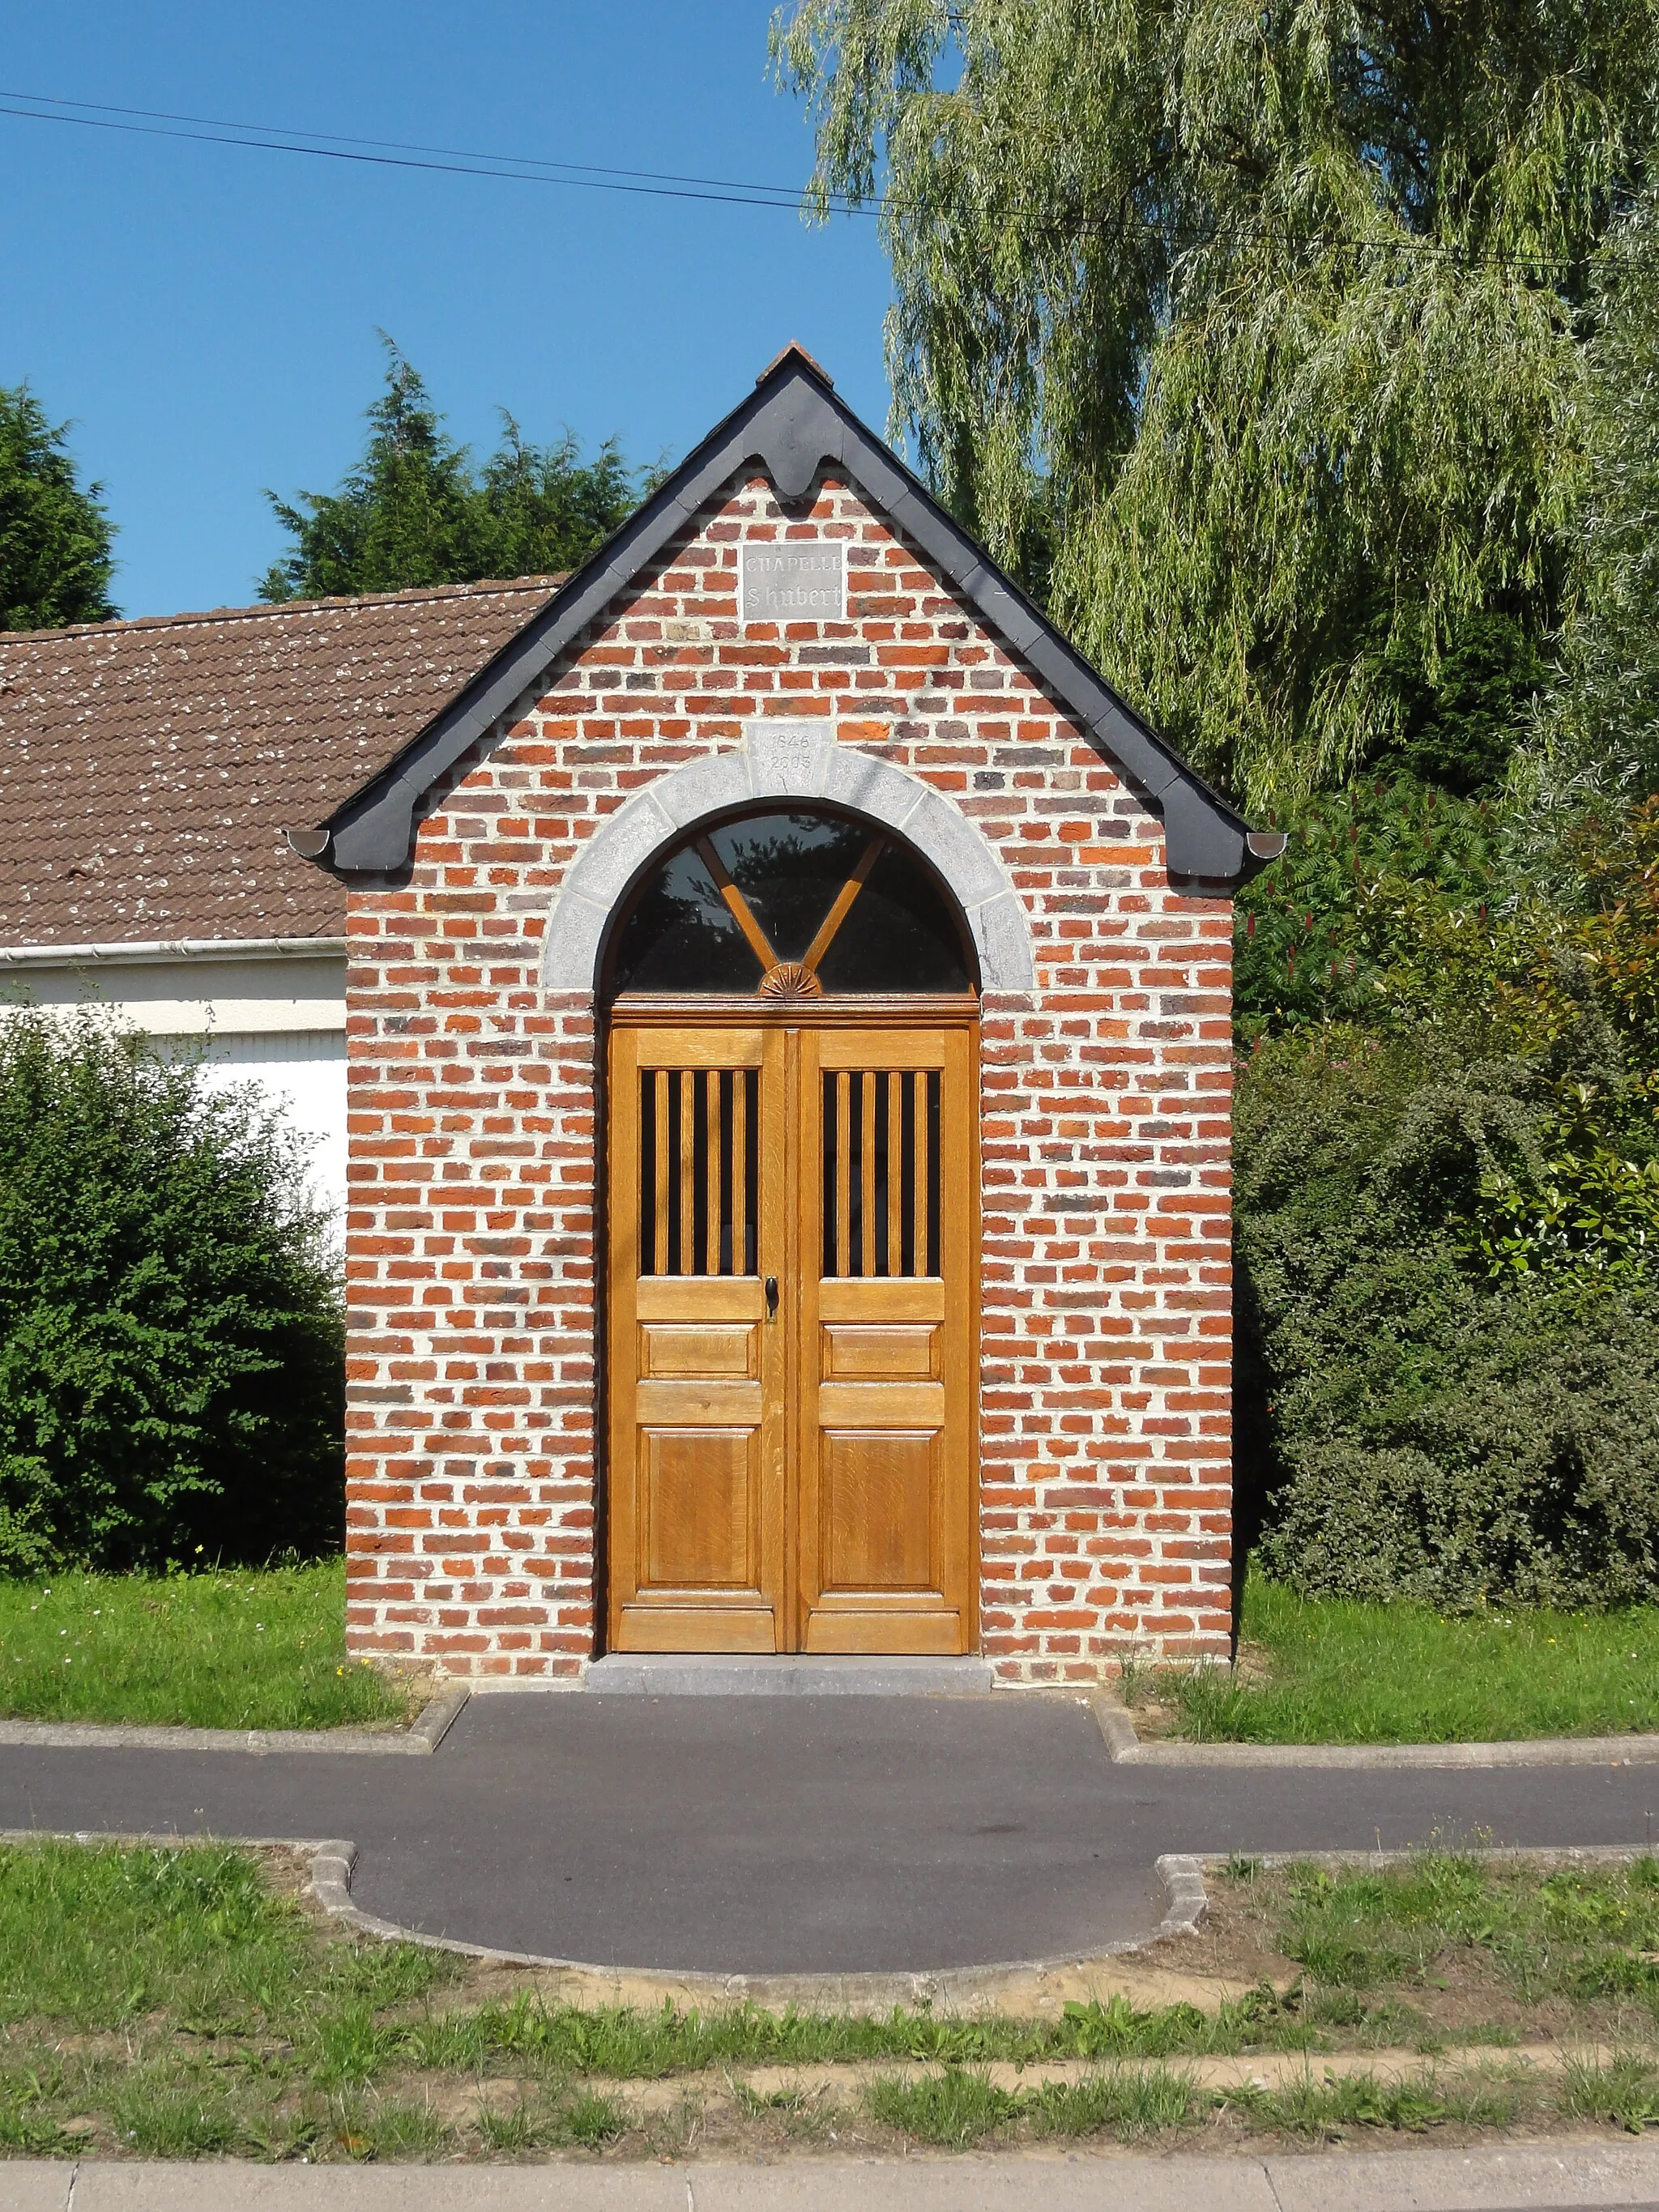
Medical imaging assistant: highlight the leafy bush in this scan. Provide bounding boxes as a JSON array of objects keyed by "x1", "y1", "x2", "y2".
[
  {"x1": 1250, "y1": 1279, "x2": 1659, "y2": 1609},
  {"x1": 1237, "y1": 859, "x2": 1659, "y2": 1610},
  {"x1": 1235, "y1": 774, "x2": 1505, "y2": 1038},
  {"x1": 0, "y1": 1011, "x2": 343, "y2": 1572}
]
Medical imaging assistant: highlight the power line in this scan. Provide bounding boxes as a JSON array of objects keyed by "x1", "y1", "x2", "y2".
[
  {"x1": 0, "y1": 87, "x2": 834, "y2": 209},
  {"x1": 0, "y1": 85, "x2": 1647, "y2": 272},
  {"x1": 0, "y1": 92, "x2": 835, "y2": 214}
]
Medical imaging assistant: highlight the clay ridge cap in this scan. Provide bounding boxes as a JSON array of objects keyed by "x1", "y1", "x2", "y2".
[{"x1": 0, "y1": 574, "x2": 569, "y2": 650}]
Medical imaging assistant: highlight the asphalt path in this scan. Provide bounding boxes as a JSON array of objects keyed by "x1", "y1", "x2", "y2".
[{"x1": 2, "y1": 1694, "x2": 1657, "y2": 1975}]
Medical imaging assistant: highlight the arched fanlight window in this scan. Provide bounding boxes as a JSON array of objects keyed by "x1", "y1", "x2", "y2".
[{"x1": 606, "y1": 809, "x2": 975, "y2": 1000}]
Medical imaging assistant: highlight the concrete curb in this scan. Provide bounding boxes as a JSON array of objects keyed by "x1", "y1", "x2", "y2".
[
  {"x1": 13, "y1": 2141, "x2": 1659, "y2": 2208},
  {"x1": 1203, "y1": 1843, "x2": 1659, "y2": 1874},
  {"x1": 0, "y1": 1685, "x2": 470, "y2": 1758},
  {"x1": 1091, "y1": 1693, "x2": 1659, "y2": 1768}
]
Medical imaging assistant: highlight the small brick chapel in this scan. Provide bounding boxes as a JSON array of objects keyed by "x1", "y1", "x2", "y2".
[{"x1": 301, "y1": 345, "x2": 1280, "y2": 1686}]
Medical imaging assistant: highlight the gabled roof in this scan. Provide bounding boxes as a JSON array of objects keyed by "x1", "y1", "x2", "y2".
[
  {"x1": 315, "y1": 346, "x2": 1273, "y2": 884},
  {"x1": 0, "y1": 578, "x2": 562, "y2": 949}
]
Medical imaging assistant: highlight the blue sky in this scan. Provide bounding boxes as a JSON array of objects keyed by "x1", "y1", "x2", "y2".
[{"x1": 1, "y1": 3, "x2": 892, "y2": 618}]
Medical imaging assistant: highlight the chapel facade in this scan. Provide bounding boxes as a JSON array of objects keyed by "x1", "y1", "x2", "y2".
[{"x1": 305, "y1": 346, "x2": 1278, "y2": 1685}]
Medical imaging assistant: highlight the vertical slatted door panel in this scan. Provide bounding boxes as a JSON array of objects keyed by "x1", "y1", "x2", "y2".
[
  {"x1": 796, "y1": 1025, "x2": 977, "y2": 1654},
  {"x1": 607, "y1": 1025, "x2": 785, "y2": 1651}
]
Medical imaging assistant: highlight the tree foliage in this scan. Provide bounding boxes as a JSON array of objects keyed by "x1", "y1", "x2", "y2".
[
  {"x1": 771, "y1": 0, "x2": 1656, "y2": 808},
  {"x1": 1516, "y1": 174, "x2": 1659, "y2": 847},
  {"x1": 1239, "y1": 1026, "x2": 1659, "y2": 1610},
  {"x1": 0, "y1": 1012, "x2": 343, "y2": 1574},
  {"x1": 1235, "y1": 802, "x2": 1659, "y2": 1608},
  {"x1": 1235, "y1": 774, "x2": 1506, "y2": 1036},
  {"x1": 0, "y1": 386, "x2": 117, "y2": 631},
  {"x1": 260, "y1": 344, "x2": 642, "y2": 603}
]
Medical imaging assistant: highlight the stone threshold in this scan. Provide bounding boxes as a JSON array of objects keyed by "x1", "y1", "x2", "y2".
[
  {"x1": 584, "y1": 1654, "x2": 997, "y2": 1696},
  {"x1": 1092, "y1": 1694, "x2": 1659, "y2": 1769},
  {"x1": 0, "y1": 1684, "x2": 471, "y2": 1758}
]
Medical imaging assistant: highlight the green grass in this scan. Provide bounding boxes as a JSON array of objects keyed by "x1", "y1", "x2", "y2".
[
  {"x1": 1560, "y1": 2054, "x2": 1659, "y2": 2133},
  {"x1": 1027, "y1": 2065, "x2": 1198, "y2": 2141},
  {"x1": 1223, "y1": 2066, "x2": 1525, "y2": 2141},
  {"x1": 866, "y1": 2069, "x2": 1022, "y2": 2144},
  {"x1": 363, "y1": 1978, "x2": 1314, "y2": 2073},
  {"x1": 2, "y1": 1840, "x2": 1657, "y2": 2159},
  {"x1": 1266, "y1": 1852, "x2": 1659, "y2": 2007},
  {"x1": 1161, "y1": 1575, "x2": 1659, "y2": 1744},
  {"x1": 0, "y1": 1561, "x2": 417, "y2": 1730},
  {"x1": 0, "y1": 1843, "x2": 453, "y2": 2036}
]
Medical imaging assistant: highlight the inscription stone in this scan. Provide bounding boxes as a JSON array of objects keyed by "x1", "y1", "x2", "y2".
[{"x1": 740, "y1": 541, "x2": 845, "y2": 625}]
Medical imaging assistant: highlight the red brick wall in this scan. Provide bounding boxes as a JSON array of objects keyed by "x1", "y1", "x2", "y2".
[{"x1": 343, "y1": 471, "x2": 1236, "y2": 1682}]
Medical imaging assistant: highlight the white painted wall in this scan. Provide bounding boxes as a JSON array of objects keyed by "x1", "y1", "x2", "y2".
[
  {"x1": 189, "y1": 1029, "x2": 347, "y2": 1219},
  {"x1": 0, "y1": 940, "x2": 348, "y2": 1219}
]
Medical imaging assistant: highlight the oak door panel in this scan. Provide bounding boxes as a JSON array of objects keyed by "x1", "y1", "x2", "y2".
[
  {"x1": 642, "y1": 1428, "x2": 761, "y2": 1589},
  {"x1": 820, "y1": 1430, "x2": 940, "y2": 1590},
  {"x1": 608, "y1": 1011, "x2": 976, "y2": 1657},
  {"x1": 608, "y1": 1025, "x2": 785, "y2": 1652},
  {"x1": 795, "y1": 1027, "x2": 977, "y2": 1654},
  {"x1": 821, "y1": 1323, "x2": 940, "y2": 1380}
]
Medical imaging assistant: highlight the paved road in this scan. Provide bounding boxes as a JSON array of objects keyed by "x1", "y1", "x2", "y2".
[
  {"x1": 4, "y1": 2145, "x2": 1659, "y2": 2210},
  {"x1": 2, "y1": 1695, "x2": 1657, "y2": 1973}
]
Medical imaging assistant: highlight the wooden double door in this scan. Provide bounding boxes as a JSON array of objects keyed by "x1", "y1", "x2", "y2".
[{"x1": 606, "y1": 1004, "x2": 978, "y2": 1654}]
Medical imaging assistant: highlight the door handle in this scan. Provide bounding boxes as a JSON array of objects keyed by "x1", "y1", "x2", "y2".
[{"x1": 764, "y1": 1276, "x2": 778, "y2": 1319}]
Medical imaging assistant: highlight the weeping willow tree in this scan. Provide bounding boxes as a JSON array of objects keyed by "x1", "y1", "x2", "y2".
[
  {"x1": 1517, "y1": 176, "x2": 1659, "y2": 846},
  {"x1": 771, "y1": 0, "x2": 1657, "y2": 808}
]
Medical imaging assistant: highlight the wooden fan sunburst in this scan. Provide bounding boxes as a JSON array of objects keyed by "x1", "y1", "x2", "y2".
[
  {"x1": 693, "y1": 829, "x2": 886, "y2": 997},
  {"x1": 759, "y1": 961, "x2": 822, "y2": 999}
]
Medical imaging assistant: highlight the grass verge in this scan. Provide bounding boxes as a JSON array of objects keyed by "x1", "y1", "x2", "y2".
[
  {"x1": 0, "y1": 1561, "x2": 416, "y2": 1730},
  {"x1": 2, "y1": 1841, "x2": 1659, "y2": 2159},
  {"x1": 1135, "y1": 1574, "x2": 1659, "y2": 1744}
]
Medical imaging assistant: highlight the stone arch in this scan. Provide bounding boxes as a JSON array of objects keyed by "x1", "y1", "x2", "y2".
[{"x1": 539, "y1": 721, "x2": 1037, "y2": 992}]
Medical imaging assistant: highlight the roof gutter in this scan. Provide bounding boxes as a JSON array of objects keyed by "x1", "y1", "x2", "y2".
[{"x1": 0, "y1": 936, "x2": 346, "y2": 970}]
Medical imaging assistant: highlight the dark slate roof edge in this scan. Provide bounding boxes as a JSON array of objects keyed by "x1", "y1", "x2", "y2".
[{"x1": 319, "y1": 346, "x2": 1264, "y2": 884}]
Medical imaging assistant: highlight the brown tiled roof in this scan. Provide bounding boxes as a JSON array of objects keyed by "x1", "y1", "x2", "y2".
[{"x1": 0, "y1": 577, "x2": 561, "y2": 949}]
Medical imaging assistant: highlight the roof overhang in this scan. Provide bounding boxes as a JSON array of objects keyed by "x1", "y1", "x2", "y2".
[{"x1": 302, "y1": 344, "x2": 1277, "y2": 887}]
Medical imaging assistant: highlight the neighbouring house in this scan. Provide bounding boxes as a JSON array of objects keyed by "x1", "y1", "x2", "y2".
[
  {"x1": 291, "y1": 345, "x2": 1282, "y2": 1685},
  {"x1": 0, "y1": 578, "x2": 561, "y2": 1214}
]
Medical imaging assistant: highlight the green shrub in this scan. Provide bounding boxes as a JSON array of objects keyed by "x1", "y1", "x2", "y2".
[
  {"x1": 1238, "y1": 1008, "x2": 1659, "y2": 1609},
  {"x1": 1235, "y1": 774, "x2": 1505, "y2": 1039},
  {"x1": 0, "y1": 1010, "x2": 343, "y2": 1572}
]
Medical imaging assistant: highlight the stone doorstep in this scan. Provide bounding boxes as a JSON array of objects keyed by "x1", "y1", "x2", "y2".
[
  {"x1": 583, "y1": 1655, "x2": 996, "y2": 1697},
  {"x1": 1091, "y1": 1695, "x2": 1659, "y2": 1770},
  {"x1": 0, "y1": 1685, "x2": 471, "y2": 1758}
]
